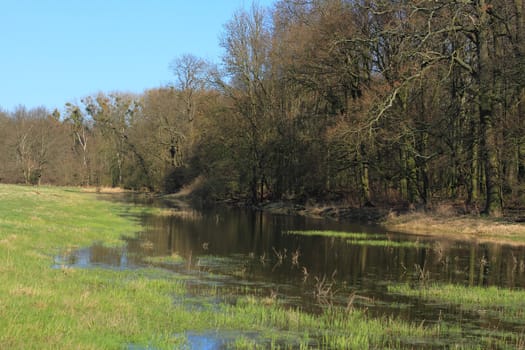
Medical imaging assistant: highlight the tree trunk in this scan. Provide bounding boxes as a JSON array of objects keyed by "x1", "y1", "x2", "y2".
[
  {"x1": 469, "y1": 114, "x2": 480, "y2": 205},
  {"x1": 407, "y1": 151, "x2": 419, "y2": 203},
  {"x1": 250, "y1": 163, "x2": 258, "y2": 204},
  {"x1": 481, "y1": 112, "x2": 502, "y2": 216},
  {"x1": 418, "y1": 131, "x2": 429, "y2": 204},
  {"x1": 478, "y1": 2, "x2": 503, "y2": 216},
  {"x1": 358, "y1": 145, "x2": 371, "y2": 206},
  {"x1": 399, "y1": 146, "x2": 408, "y2": 202}
]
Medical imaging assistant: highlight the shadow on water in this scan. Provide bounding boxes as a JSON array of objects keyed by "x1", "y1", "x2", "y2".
[{"x1": 56, "y1": 200, "x2": 525, "y2": 348}]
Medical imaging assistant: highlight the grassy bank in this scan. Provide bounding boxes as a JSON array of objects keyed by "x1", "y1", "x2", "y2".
[
  {"x1": 0, "y1": 184, "x2": 186, "y2": 348},
  {"x1": 0, "y1": 184, "x2": 494, "y2": 348},
  {"x1": 383, "y1": 211, "x2": 525, "y2": 245}
]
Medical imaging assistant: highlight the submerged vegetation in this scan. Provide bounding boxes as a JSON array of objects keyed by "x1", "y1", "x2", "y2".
[
  {"x1": 389, "y1": 283, "x2": 525, "y2": 323},
  {"x1": 285, "y1": 230, "x2": 382, "y2": 239},
  {"x1": 1, "y1": 184, "x2": 475, "y2": 349},
  {"x1": 286, "y1": 230, "x2": 429, "y2": 248},
  {"x1": 389, "y1": 282, "x2": 525, "y2": 348},
  {"x1": 347, "y1": 239, "x2": 428, "y2": 248},
  {"x1": 142, "y1": 253, "x2": 186, "y2": 265}
]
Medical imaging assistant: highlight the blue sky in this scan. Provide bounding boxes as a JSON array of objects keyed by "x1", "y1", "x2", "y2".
[{"x1": 0, "y1": 0, "x2": 275, "y2": 112}]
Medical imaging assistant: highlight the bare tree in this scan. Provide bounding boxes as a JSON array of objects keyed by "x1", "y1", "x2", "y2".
[
  {"x1": 219, "y1": 3, "x2": 275, "y2": 203},
  {"x1": 65, "y1": 103, "x2": 91, "y2": 186},
  {"x1": 10, "y1": 106, "x2": 58, "y2": 185},
  {"x1": 169, "y1": 54, "x2": 209, "y2": 145}
]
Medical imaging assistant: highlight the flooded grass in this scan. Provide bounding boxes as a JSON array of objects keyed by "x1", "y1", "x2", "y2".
[
  {"x1": 389, "y1": 283, "x2": 525, "y2": 323},
  {"x1": 207, "y1": 296, "x2": 449, "y2": 349},
  {"x1": 388, "y1": 282, "x2": 525, "y2": 348},
  {"x1": 3, "y1": 184, "x2": 524, "y2": 349},
  {"x1": 347, "y1": 239, "x2": 429, "y2": 248},
  {"x1": 285, "y1": 230, "x2": 382, "y2": 239},
  {"x1": 287, "y1": 230, "x2": 429, "y2": 248},
  {"x1": 143, "y1": 253, "x2": 185, "y2": 265}
]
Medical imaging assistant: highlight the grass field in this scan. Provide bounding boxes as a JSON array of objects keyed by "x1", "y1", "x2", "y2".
[{"x1": 0, "y1": 184, "x2": 185, "y2": 348}]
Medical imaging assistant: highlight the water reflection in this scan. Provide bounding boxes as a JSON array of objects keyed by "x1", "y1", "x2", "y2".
[
  {"x1": 53, "y1": 243, "x2": 138, "y2": 270},
  {"x1": 134, "y1": 208, "x2": 525, "y2": 290},
  {"x1": 56, "y1": 207, "x2": 525, "y2": 291},
  {"x1": 182, "y1": 331, "x2": 264, "y2": 350},
  {"x1": 55, "y1": 205, "x2": 525, "y2": 342}
]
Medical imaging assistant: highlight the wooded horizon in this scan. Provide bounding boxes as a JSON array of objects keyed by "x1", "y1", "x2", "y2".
[{"x1": 1, "y1": 0, "x2": 523, "y2": 217}]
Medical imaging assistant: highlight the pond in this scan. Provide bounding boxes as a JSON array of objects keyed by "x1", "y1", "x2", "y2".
[{"x1": 55, "y1": 199, "x2": 525, "y2": 348}]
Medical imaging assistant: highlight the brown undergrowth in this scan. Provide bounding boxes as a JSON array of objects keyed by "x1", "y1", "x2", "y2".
[
  {"x1": 383, "y1": 208, "x2": 525, "y2": 246},
  {"x1": 266, "y1": 200, "x2": 525, "y2": 246}
]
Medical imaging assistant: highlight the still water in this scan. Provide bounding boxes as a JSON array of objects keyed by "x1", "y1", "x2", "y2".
[{"x1": 55, "y1": 200, "x2": 525, "y2": 347}]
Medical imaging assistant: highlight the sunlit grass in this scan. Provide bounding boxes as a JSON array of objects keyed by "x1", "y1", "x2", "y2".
[
  {"x1": 208, "y1": 296, "x2": 448, "y2": 349},
  {"x1": 285, "y1": 230, "x2": 382, "y2": 239},
  {"x1": 0, "y1": 184, "x2": 186, "y2": 348},
  {"x1": 389, "y1": 283, "x2": 525, "y2": 322},
  {"x1": 143, "y1": 253, "x2": 185, "y2": 265},
  {"x1": 286, "y1": 230, "x2": 428, "y2": 248},
  {"x1": 347, "y1": 239, "x2": 429, "y2": 248}
]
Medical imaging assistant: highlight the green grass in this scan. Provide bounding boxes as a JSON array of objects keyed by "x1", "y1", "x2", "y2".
[
  {"x1": 204, "y1": 296, "x2": 449, "y2": 349},
  {"x1": 143, "y1": 253, "x2": 185, "y2": 265},
  {"x1": 0, "y1": 184, "x2": 497, "y2": 349},
  {"x1": 285, "y1": 230, "x2": 428, "y2": 248},
  {"x1": 285, "y1": 230, "x2": 382, "y2": 239},
  {"x1": 347, "y1": 239, "x2": 429, "y2": 248},
  {"x1": 0, "y1": 185, "x2": 186, "y2": 349},
  {"x1": 388, "y1": 283, "x2": 525, "y2": 322}
]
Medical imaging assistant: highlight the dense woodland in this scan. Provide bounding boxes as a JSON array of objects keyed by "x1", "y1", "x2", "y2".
[{"x1": 0, "y1": 0, "x2": 523, "y2": 217}]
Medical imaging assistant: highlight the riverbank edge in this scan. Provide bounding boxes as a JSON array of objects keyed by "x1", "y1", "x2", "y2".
[
  {"x1": 246, "y1": 200, "x2": 525, "y2": 246},
  {"x1": 158, "y1": 190, "x2": 525, "y2": 246},
  {"x1": 0, "y1": 184, "x2": 457, "y2": 349},
  {"x1": 62, "y1": 184, "x2": 525, "y2": 246}
]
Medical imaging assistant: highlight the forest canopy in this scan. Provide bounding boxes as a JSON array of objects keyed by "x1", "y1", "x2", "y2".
[{"x1": 0, "y1": 0, "x2": 523, "y2": 217}]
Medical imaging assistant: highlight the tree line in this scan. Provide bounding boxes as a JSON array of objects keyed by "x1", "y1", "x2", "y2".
[{"x1": 1, "y1": 0, "x2": 523, "y2": 217}]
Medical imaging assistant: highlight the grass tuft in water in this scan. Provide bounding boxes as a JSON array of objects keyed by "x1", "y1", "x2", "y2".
[
  {"x1": 389, "y1": 283, "x2": 525, "y2": 322},
  {"x1": 347, "y1": 239, "x2": 429, "y2": 248},
  {"x1": 143, "y1": 253, "x2": 185, "y2": 265},
  {"x1": 285, "y1": 230, "x2": 428, "y2": 248},
  {"x1": 285, "y1": 230, "x2": 382, "y2": 239}
]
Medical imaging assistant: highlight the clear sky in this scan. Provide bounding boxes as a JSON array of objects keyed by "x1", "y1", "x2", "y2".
[{"x1": 0, "y1": 0, "x2": 275, "y2": 112}]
